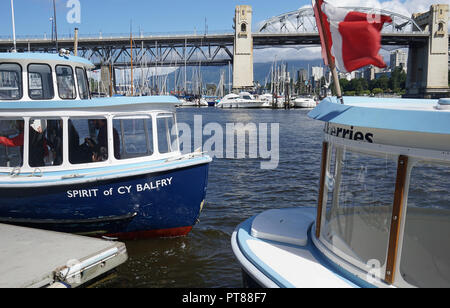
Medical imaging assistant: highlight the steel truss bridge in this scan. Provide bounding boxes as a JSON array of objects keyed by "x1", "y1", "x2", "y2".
[{"x1": 0, "y1": 6, "x2": 446, "y2": 69}]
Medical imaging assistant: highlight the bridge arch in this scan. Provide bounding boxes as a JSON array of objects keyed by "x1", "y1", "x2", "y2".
[{"x1": 257, "y1": 6, "x2": 425, "y2": 34}]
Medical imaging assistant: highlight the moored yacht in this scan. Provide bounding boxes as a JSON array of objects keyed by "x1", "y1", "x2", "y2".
[
  {"x1": 293, "y1": 96, "x2": 317, "y2": 108},
  {"x1": 232, "y1": 96, "x2": 450, "y2": 288},
  {"x1": 217, "y1": 92, "x2": 265, "y2": 108},
  {"x1": 0, "y1": 52, "x2": 211, "y2": 239}
]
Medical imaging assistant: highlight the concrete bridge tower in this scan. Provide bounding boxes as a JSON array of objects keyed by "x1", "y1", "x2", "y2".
[
  {"x1": 405, "y1": 4, "x2": 449, "y2": 99},
  {"x1": 233, "y1": 5, "x2": 254, "y2": 91}
]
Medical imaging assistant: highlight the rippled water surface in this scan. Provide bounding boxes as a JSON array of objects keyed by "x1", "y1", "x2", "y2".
[{"x1": 106, "y1": 107, "x2": 324, "y2": 288}]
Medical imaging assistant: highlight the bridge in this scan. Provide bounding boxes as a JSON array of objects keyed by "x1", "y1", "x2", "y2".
[{"x1": 0, "y1": 4, "x2": 448, "y2": 98}]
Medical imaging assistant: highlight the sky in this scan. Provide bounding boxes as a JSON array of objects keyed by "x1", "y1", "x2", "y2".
[{"x1": 0, "y1": 0, "x2": 445, "y2": 63}]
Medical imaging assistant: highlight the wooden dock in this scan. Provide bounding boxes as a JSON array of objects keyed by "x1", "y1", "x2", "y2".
[{"x1": 0, "y1": 224, "x2": 127, "y2": 288}]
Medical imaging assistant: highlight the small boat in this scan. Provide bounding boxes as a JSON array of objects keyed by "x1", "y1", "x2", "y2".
[
  {"x1": 260, "y1": 94, "x2": 290, "y2": 109},
  {"x1": 293, "y1": 96, "x2": 316, "y2": 108},
  {"x1": 0, "y1": 52, "x2": 211, "y2": 240},
  {"x1": 217, "y1": 92, "x2": 265, "y2": 108},
  {"x1": 232, "y1": 96, "x2": 450, "y2": 288},
  {"x1": 203, "y1": 96, "x2": 219, "y2": 107},
  {"x1": 178, "y1": 97, "x2": 208, "y2": 107}
]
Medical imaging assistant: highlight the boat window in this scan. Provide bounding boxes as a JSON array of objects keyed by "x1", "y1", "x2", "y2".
[
  {"x1": 68, "y1": 117, "x2": 117, "y2": 164},
  {"x1": 156, "y1": 113, "x2": 178, "y2": 154},
  {"x1": 28, "y1": 64, "x2": 54, "y2": 100},
  {"x1": 321, "y1": 146, "x2": 397, "y2": 276},
  {"x1": 28, "y1": 119, "x2": 63, "y2": 167},
  {"x1": 0, "y1": 119, "x2": 24, "y2": 167},
  {"x1": 113, "y1": 117, "x2": 153, "y2": 160},
  {"x1": 399, "y1": 162, "x2": 450, "y2": 288},
  {"x1": 56, "y1": 65, "x2": 76, "y2": 99},
  {"x1": 75, "y1": 67, "x2": 90, "y2": 99},
  {"x1": 0, "y1": 63, "x2": 22, "y2": 100}
]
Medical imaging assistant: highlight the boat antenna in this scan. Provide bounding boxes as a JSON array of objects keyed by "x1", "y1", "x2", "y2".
[
  {"x1": 52, "y1": 0, "x2": 59, "y2": 52},
  {"x1": 10, "y1": 0, "x2": 17, "y2": 52}
]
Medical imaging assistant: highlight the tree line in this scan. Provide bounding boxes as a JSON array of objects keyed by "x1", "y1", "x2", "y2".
[{"x1": 332, "y1": 67, "x2": 407, "y2": 96}]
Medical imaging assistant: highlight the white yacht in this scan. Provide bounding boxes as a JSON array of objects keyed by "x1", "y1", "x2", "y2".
[
  {"x1": 217, "y1": 92, "x2": 265, "y2": 108},
  {"x1": 293, "y1": 96, "x2": 317, "y2": 108}
]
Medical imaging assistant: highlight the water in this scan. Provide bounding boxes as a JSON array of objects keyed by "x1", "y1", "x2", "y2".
[{"x1": 104, "y1": 107, "x2": 325, "y2": 288}]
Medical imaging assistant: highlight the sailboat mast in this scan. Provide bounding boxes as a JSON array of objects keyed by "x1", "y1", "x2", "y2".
[{"x1": 130, "y1": 21, "x2": 134, "y2": 96}]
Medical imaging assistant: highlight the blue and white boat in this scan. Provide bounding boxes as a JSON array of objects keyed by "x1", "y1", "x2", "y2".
[
  {"x1": 0, "y1": 52, "x2": 211, "y2": 239},
  {"x1": 232, "y1": 96, "x2": 450, "y2": 288}
]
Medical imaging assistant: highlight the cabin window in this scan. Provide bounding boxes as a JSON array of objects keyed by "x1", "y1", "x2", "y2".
[
  {"x1": 68, "y1": 117, "x2": 117, "y2": 164},
  {"x1": 113, "y1": 117, "x2": 153, "y2": 160},
  {"x1": 28, "y1": 118, "x2": 63, "y2": 167},
  {"x1": 399, "y1": 162, "x2": 450, "y2": 288},
  {"x1": 56, "y1": 65, "x2": 76, "y2": 99},
  {"x1": 156, "y1": 113, "x2": 178, "y2": 154},
  {"x1": 75, "y1": 67, "x2": 90, "y2": 99},
  {"x1": 0, "y1": 119, "x2": 24, "y2": 167},
  {"x1": 0, "y1": 63, "x2": 22, "y2": 100},
  {"x1": 28, "y1": 64, "x2": 54, "y2": 100},
  {"x1": 322, "y1": 145, "x2": 397, "y2": 275}
]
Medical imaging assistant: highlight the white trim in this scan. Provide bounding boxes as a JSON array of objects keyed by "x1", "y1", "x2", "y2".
[
  {"x1": 312, "y1": 225, "x2": 393, "y2": 288},
  {"x1": 231, "y1": 228, "x2": 280, "y2": 288}
]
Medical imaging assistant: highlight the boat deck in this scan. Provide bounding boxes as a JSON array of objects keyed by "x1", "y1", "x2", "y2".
[
  {"x1": 0, "y1": 224, "x2": 127, "y2": 288},
  {"x1": 232, "y1": 207, "x2": 372, "y2": 288}
]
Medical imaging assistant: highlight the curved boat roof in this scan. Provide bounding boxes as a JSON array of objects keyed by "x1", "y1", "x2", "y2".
[
  {"x1": 0, "y1": 52, "x2": 94, "y2": 69},
  {"x1": 0, "y1": 95, "x2": 179, "y2": 112},
  {"x1": 308, "y1": 96, "x2": 449, "y2": 135}
]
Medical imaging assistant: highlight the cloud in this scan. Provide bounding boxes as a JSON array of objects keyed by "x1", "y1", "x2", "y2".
[{"x1": 254, "y1": 46, "x2": 322, "y2": 63}]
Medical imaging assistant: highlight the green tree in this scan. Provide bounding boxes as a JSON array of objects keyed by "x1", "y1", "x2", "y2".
[
  {"x1": 389, "y1": 67, "x2": 406, "y2": 93},
  {"x1": 376, "y1": 75, "x2": 390, "y2": 91}
]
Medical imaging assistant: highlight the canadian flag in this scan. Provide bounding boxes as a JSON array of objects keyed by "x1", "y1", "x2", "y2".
[{"x1": 313, "y1": 0, "x2": 392, "y2": 73}]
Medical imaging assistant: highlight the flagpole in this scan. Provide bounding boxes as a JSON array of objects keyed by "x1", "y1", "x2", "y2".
[
  {"x1": 53, "y1": 0, "x2": 58, "y2": 52},
  {"x1": 10, "y1": 0, "x2": 17, "y2": 52},
  {"x1": 314, "y1": 0, "x2": 344, "y2": 104}
]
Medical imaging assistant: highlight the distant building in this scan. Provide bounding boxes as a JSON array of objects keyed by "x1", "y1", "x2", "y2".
[
  {"x1": 390, "y1": 50, "x2": 408, "y2": 72},
  {"x1": 364, "y1": 65, "x2": 383, "y2": 81},
  {"x1": 311, "y1": 66, "x2": 324, "y2": 81},
  {"x1": 338, "y1": 71, "x2": 357, "y2": 81},
  {"x1": 297, "y1": 68, "x2": 308, "y2": 83}
]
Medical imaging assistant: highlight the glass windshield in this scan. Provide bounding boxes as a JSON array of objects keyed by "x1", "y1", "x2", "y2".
[
  {"x1": 0, "y1": 63, "x2": 22, "y2": 100},
  {"x1": 56, "y1": 65, "x2": 76, "y2": 99},
  {"x1": 157, "y1": 113, "x2": 178, "y2": 154},
  {"x1": 322, "y1": 145, "x2": 397, "y2": 277},
  {"x1": 0, "y1": 119, "x2": 23, "y2": 167},
  {"x1": 400, "y1": 161, "x2": 450, "y2": 287},
  {"x1": 28, "y1": 64, "x2": 54, "y2": 100},
  {"x1": 28, "y1": 119, "x2": 62, "y2": 167},
  {"x1": 113, "y1": 117, "x2": 153, "y2": 160},
  {"x1": 76, "y1": 67, "x2": 89, "y2": 99}
]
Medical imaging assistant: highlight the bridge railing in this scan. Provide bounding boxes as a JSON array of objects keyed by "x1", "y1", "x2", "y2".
[{"x1": 0, "y1": 29, "x2": 234, "y2": 42}]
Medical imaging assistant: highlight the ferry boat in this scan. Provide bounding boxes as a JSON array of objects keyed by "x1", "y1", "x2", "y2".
[
  {"x1": 232, "y1": 96, "x2": 450, "y2": 288},
  {"x1": 0, "y1": 52, "x2": 211, "y2": 239},
  {"x1": 216, "y1": 92, "x2": 265, "y2": 108}
]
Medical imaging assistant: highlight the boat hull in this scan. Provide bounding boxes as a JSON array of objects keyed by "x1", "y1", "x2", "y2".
[
  {"x1": 0, "y1": 163, "x2": 209, "y2": 239},
  {"x1": 218, "y1": 102, "x2": 265, "y2": 108}
]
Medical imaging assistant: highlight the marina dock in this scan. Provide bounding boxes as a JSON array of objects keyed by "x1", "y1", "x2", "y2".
[{"x1": 0, "y1": 224, "x2": 127, "y2": 288}]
